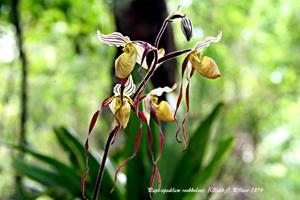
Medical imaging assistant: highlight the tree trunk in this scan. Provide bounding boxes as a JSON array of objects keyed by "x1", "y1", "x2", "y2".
[
  {"x1": 113, "y1": 0, "x2": 177, "y2": 88},
  {"x1": 11, "y1": 0, "x2": 28, "y2": 194}
]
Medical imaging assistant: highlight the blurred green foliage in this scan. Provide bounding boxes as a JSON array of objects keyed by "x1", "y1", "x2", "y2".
[
  {"x1": 11, "y1": 127, "x2": 125, "y2": 199},
  {"x1": 1, "y1": 0, "x2": 300, "y2": 199}
]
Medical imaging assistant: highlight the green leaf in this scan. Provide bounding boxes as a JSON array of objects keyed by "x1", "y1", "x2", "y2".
[
  {"x1": 167, "y1": 102, "x2": 224, "y2": 200},
  {"x1": 12, "y1": 158, "x2": 78, "y2": 194},
  {"x1": 8, "y1": 127, "x2": 125, "y2": 200},
  {"x1": 195, "y1": 136, "x2": 235, "y2": 186},
  {"x1": 10, "y1": 144, "x2": 80, "y2": 191},
  {"x1": 54, "y1": 126, "x2": 82, "y2": 168},
  {"x1": 54, "y1": 127, "x2": 125, "y2": 200},
  {"x1": 54, "y1": 127, "x2": 88, "y2": 173}
]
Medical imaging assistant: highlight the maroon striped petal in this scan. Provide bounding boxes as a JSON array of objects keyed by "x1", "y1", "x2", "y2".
[
  {"x1": 81, "y1": 97, "x2": 112, "y2": 200},
  {"x1": 110, "y1": 125, "x2": 143, "y2": 192},
  {"x1": 174, "y1": 53, "x2": 191, "y2": 144},
  {"x1": 150, "y1": 109, "x2": 165, "y2": 163},
  {"x1": 149, "y1": 165, "x2": 161, "y2": 189},
  {"x1": 138, "y1": 109, "x2": 164, "y2": 190},
  {"x1": 156, "y1": 167, "x2": 161, "y2": 188},
  {"x1": 147, "y1": 124, "x2": 156, "y2": 164},
  {"x1": 81, "y1": 169, "x2": 89, "y2": 200},
  {"x1": 146, "y1": 109, "x2": 164, "y2": 189},
  {"x1": 149, "y1": 166, "x2": 157, "y2": 188},
  {"x1": 195, "y1": 31, "x2": 222, "y2": 51},
  {"x1": 88, "y1": 110, "x2": 100, "y2": 136},
  {"x1": 138, "y1": 111, "x2": 147, "y2": 123},
  {"x1": 97, "y1": 30, "x2": 130, "y2": 47},
  {"x1": 181, "y1": 67, "x2": 195, "y2": 150},
  {"x1": 137, "y1": 111, "x2": 155, "y2": 163}
]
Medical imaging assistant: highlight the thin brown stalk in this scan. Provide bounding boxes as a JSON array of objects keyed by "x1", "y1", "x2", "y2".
[{"x1": 92, "y1": 126, "x2": 119, "y2": 200}]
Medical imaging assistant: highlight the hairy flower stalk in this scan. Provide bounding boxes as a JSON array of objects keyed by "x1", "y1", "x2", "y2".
[{"x1": 81, "y1": 7, "x2": 222, "y2": 200}]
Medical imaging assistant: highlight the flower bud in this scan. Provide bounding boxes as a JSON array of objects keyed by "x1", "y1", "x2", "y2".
[
  {"x1": 115, "y1": 43, "x2": 137, "y2": 79},
  {"x1": 181, "y1": 16, "x2": 193, "y2": 41},
  {"x1": 189, "y1": 50, "x2": 221, "y2": 79}
]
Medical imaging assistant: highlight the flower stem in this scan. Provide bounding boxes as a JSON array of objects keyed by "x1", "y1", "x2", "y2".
[
  {"x1": 154, "y1": 20, "x2": 169, "y2": 47},
  {"x1": 132, "y1": 48, "x2": 190, "y2": 102},
  {"x1": 158, "y1": 49, "x2": 191, "y2": 64},
  {"x1": 132, "y1": 50, "x2": 158, "y2": 100},
  {"x1": 92, "y1": 126, "x2": 119, "y2": 200}
]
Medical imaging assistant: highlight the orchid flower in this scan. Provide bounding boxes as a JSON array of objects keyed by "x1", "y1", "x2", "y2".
[
  {"x1": 187, "y1": 31, "x2": 222, "y2": 79},
  {"x1": 97, "y1": 30, "x2": 150, "y2": 79},
  {"x1": 174, "y1": 31, "x2": 222, "y2": 149},
  {"x1": 82, "y1": 7, "x2": 223, "y2": 200},
  {"x1": 110, "y1": 76, "x2": 135, "y2": 128},
  {"x1": 81, "y1": 76, "x2": 136, "y2": 199},
  {"x1": 142, "y1": 85, "x2": 176, "y2": 124},
  {"x1": 134, "y1": 85, "x2": 176, "y2": 190}
]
